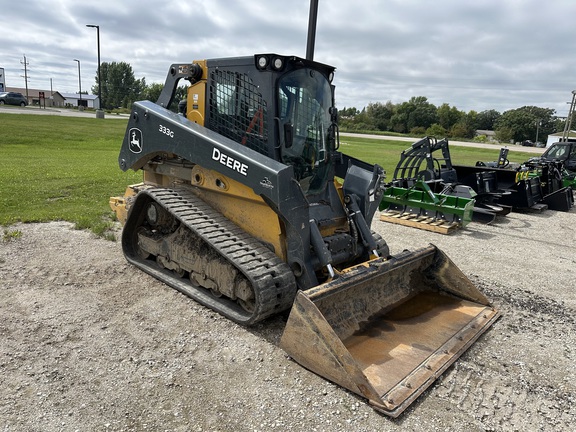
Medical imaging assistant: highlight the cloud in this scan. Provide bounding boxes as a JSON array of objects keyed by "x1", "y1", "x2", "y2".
[{"x1": 2, "y1": 0, "x2": 575, "y2": 116}]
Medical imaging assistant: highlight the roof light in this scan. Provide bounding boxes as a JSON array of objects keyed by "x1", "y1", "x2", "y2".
[
  {"x1": 272, "y1": 57, "x2": 284, "y2": 70},
  {"x1": 257, "y1": 56, "x2": 269, "y2": 70}
]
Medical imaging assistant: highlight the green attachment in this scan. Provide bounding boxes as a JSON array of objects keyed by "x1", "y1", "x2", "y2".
[
  {"x1": 563, "y1": 177, "x2": 576, "y2": 190},
  {"x1": 562, "y1": 169, "x2": 576, "y2": 190},
  {"x1": 380, "y1": 180, "x2": 474, "y2": 227}
]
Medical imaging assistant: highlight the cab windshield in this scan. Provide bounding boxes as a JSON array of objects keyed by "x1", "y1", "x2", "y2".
[
  {"x1": 278, "y1": 68, "x2": 333, "y2": 194},
  {"x1": 543, "y1": 143, "x2": 570, "y2": 160}
]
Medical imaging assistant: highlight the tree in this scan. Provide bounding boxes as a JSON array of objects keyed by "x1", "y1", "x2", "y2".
[
  {"x1": 92, "y1": 61, "x2": 145, "y2": 110},
  {"x1": 174, "y1": 85, "x2": 188, "y2": 111},
  {"x1": 140, "y1": 83, "x2": 164, "y2": 102},
  {"x1": 452, "y1": 110, "x2": 478, "y2": 139},
  {"x1": 450, "y1": 123, "x2": 470, "y2": 139},
  {"x1": 339, "y1": 107, "x2": 360, "y2": 117},
  {"x1": 437, "y1": 103, "x2": 462, "y2": 131},
  {"x1": 336, "y1": 96, "x2": 559, "y2": 140},
  {"x1": 495, "y1": 126, "x2": 514, "y2": 143},
  {"x1": 389, "y1": 109, "x2": 409, "y2": 133},
  {"x1": 348, "y1": 108, "x2": 374, "y2": 131},
  {"x1": 365, "y1": 101, "x2": 394, "y2": 131},
  {"x1": 476, "y1": 109, "x2": 501, "y2": 131},
  {"x1": 407, "y1": 96, "x2": 438, "y2": 131},
  {"x1": 338, "y1": 106, "x2": 360, "y2": 130},
  {"x1": 426, "y1": 123, "x2": 448, "y2": 138},
  {"x1": 389, "y1": 96, "x2": 437, "y2": 133},
  {"x1": 495, "y1": 106, "x2": 556, "y2": 143},
  {"x1": 131, "y1": 77, "x2": 147, "y2": 106}
]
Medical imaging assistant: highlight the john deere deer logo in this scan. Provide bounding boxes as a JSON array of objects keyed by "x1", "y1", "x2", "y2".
[{"x1": 129, "y1": 128, "x2": 143, "y2": 153}]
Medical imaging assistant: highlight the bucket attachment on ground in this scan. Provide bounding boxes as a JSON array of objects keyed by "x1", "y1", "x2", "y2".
[
  {"x1": 524, "y1": 163, "x2": 574, "y2": 211},
  {"x1": 460, "y1": 153, "x2": 575, "y2": 212},
  {"x1": 380, "y1": 180, "x2": 474, "y2": 233},
  {"x1": 280, "y1": 245, "x2": 499, "y2": 418}
]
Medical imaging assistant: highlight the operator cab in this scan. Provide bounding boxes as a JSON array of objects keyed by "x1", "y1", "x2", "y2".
[
  {"x1": 277, "y1": 67, "x2": 334, "y2": 194},
  {"x1": 542, "y1": 141, "x2": 576, "y2": 172}
]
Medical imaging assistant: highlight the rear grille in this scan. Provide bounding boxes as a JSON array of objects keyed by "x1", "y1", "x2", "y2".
[{"x1": 208, "y1": 69, "x2": 268, "y2": 155}]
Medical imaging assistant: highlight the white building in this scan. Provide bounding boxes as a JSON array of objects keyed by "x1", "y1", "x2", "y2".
[
  {"x1": 546, "y1": 132, "x2": 576, "y2": 147},
  {"x1": 59, "y1": 92, "x2": 100, "y2": 109}
]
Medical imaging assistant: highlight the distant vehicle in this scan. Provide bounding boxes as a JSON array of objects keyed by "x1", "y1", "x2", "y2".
[
  {"x1": 541, "y1": 140, "x2": 576, "y2": 172},
  {"x1": 522, "y1": 140, "x2": 534, "y2": 147},
  {"x1": 0, "y1": 92, "x2": 28, "y2": 107}
]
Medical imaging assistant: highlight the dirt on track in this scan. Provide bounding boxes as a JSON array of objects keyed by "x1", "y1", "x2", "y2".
[{"x1": 1, "y1": 206, "x2": 575, "y2": 432}]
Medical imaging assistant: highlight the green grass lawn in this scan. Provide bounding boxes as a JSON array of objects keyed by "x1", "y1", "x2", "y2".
[
  {"x1": 0, "y1": 113, "x2": 536, "y2": 237},
  {"x1": 0, "y1": 114, "x2": 141, "y2": 236}
]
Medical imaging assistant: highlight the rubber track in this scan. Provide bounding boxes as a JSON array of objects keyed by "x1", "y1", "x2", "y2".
[{"x1": 126, "y1": 187, "x2": 297, "y2": 325}]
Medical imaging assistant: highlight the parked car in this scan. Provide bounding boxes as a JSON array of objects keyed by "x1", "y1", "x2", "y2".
[{"x1": 0, "y1": 92, "x2": 28, "y2": 107}]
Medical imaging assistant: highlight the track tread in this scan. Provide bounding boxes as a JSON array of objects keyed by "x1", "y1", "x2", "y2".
[{"x1": 124, "y1": 187, "x2": 297, "y2": 325}]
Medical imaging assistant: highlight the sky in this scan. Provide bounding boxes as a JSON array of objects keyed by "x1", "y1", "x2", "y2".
[{"x1": 2, "y1": 0, "x2": 576, "y2": 116}]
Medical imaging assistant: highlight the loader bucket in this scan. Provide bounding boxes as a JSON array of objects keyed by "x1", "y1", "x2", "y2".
[{"x1": 280, "y1": 245, "x2": 499, "y2": 417}]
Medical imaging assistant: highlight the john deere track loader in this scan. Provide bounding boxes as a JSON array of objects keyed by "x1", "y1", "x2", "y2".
[{"x1": 110, "y1": 54, "x2": 499, "y2": 417}]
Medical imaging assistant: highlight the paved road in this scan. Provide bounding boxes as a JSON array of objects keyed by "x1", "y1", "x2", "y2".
[
  {"x1": 0, "y1": 105, "x2": 129, "y2": 119},
  {"x1": 340, "y1": 132, "x2": 546, "y2": 154}
]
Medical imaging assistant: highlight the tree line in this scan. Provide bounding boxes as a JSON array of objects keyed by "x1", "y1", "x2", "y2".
[
  {"x1": 91, "y1": 61, "x2": 185, "y2": 112},
  {"x1": 92, "y1": 62, "x2": 571, "y2": 143},
  {"x1": 339, "y1": 97, "x2": 571, "y2": 144}
]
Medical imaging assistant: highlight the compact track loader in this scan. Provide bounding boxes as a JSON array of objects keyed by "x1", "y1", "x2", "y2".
[{"x1": 110, "y1": 54, "x2": 499, "y2": 417}]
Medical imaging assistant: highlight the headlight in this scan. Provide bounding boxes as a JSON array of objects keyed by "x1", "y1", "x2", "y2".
[
  {"x1": 256, "y1": 55, "x2": 269, "y2": 70},
  {"x1": 271, "y1": 57, "x2": 284, "y2": 70}
]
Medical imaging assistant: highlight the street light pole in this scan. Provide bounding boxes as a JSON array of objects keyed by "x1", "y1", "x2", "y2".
[
  {"x1": 73, "y1": 59, "x2": 82, "y2": 110},
  {"x1": 86, "y1": 24, "x2": 104, "y2": 118}
]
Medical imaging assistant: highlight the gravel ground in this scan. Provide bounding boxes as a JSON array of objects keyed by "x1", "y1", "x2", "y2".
[{"x1": 1, "y1": 204, "x2": 575, "y2": 432}]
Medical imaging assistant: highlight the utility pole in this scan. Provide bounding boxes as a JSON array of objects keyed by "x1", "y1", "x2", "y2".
[
  {"x1": 562, "y1": 90, "x2": 576, "y2": 142},
  {"x1": 74, "y1": 59, "x2": 82, "y2": 110},
  {"x1": 20, "y1": 55, "x2": 29, "y2": 101}
]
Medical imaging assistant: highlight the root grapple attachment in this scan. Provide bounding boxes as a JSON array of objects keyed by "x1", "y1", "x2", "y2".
[{"x1": 380, "y1": 180, "x2": 474, "y2": 231}]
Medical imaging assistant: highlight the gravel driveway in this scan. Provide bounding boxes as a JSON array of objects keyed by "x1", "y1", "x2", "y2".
[{"x1": 1, "y1": 204, "x2": 575, "y2": 431}]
